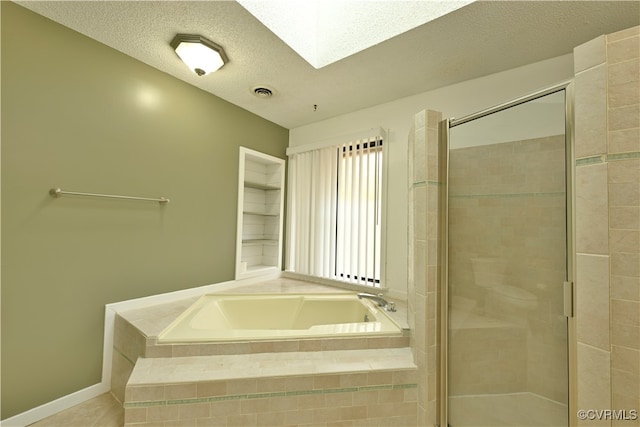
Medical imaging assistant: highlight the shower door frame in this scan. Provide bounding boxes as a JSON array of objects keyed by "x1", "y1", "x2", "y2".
[{"x1": 437, "y1": 81, "x2": 577, "y2": 427}]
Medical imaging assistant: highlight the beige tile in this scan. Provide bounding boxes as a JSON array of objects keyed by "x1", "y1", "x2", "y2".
[
  {"x1": 414, "y1": 240, "x2": 427, "y2": 296},
  {"x1": 610, "y1": 206, "x2": 640, "y2": 230},
  {"x1": 607, "y1": 34, "x2": 640, "y2": 64},
  {"x1": 611, "y1": 275, "x2": 640, "y2": 302},
  {"x1": 124, "y1": 407, "x2": 147, "y2": 424},
  {"x1": 611, "y1": 367, "x2": 640, "y2": 409},
  {"x1": 613, "y1": 299, "x2": 640, "y2": 327},
  {"x1": 166, "y1": 383, "x2": 197, "y2": 400},
  {"x1": 608, "y1": 58, "x2": 640, "y2": 86},
  {"x1": 179, "y1": 402, "x2": 209, "y2": 420},
  {"x1": 427, "y1": 127, "x2": 439, "y2": 156},
  {"x1": 609, "y1": 80, "x2": 640, "y2": 108},
  {"x1": 414, "y1": 126, "x2": 427, "y2": 183},
  {"x1": 339, "y1": 373, "x2": 367, "y2": 387},
  {"x1": 413, "y1": 186, "x2": 427, "y2": 240},
  {"x1": 575, "y1": 35, "x2": 606, "y2": 72},
  {"x1": 340, "y1": 404, "x2": 368, "y2": 420},
  {"x1": 145, "y1": 344, "x2": 172, "y2": 358},
  {"x1": 256, "y1": 411, "x2": 285, "y2": 426},
  {"x1": 226, "y1": 378, "x2": 257, "y2": 395},
  {"x1": 313, "y1": 374, "x2": 341, "y2": 389},
  {"x1": 610, "y1": 229, "x2": 640, "y2": 253},
  {"x1": 126, "y1": 385, "x2": 164, "y2": 403},
  {"x1": 146, "y1": 405, "x2": 179, "y2": 423},
  {"x1": 227, "y1": 413, "x2": 257, "y2": 426},
  {"x1": 576, "y1": 163, "x2": 610, "y2": 254},
  {"x1": 612, "y1": 322, "x2": 640, "y2": 350},
  {"x1": 414, "y1": 110, "x2": 426, "y2": 130},
  {"x1": 367, "y1": 371, "x2": 393, "y2": 385},
  {"x1": 298, "y1": 339, "x2": 322, "y2": 352},
  {"x1": 285, "y1": 409, "x2": 315, "y2": 425},
  {"x1": 209, "y1": 399, "x2": 241, "y2": 417},
  {"x1": 171, "y1": 345, "x2": 201, "y2": 357},
  {"x1": 609, "y1": 128, "x2": 640, "y2": 154},
  {"x1": 94, "y1": 398, "x2": 125, "y2": 427},
  {"x1": 111, "y1": 349, "x2": 135, "y2": 404},
  {"x1": 269, "y1": 395, "x2": 298, "y2": 412},
  {"x1": 313, "y1": 407, "x2": 344, "y2": 423},
  {"x1": 427, "y1": 153, "x2": 439, "y2": 181},
  {"x1": 353, "y1": 390, "x2": 379, "y2": 406},
  {"x1": 575, "y1": 64, "x2": 607, "y2": 157},
  {"x1": 608, "y1": 26, "x2": 640, "y2": 43},
  {"x1": 612, "y1": 345, "x2": 640, "y2": 375},
  {"x1": 577, "y1": 254, "x2": 611, "y2": 350},
  {"x1": 256, "y1": 376, "x2": 287, "y2": 393},
  {"x1": 612, "y1": 391, "x2": 640, "y2": 426},
  {"x1": 196, "y1": 381, "x2": 227, "y2": 398},
  {"x1": 611, "y1": 253, "x2": 640, "y2": 278},
  {"x1": 609, "y1": 159, "x2": 640, "y2": 184},
  {"x1": 240, "y1": 398, "x2": 270, "y2": 414},
  {"x1": 577, "y1": 343, "x2": 611, "y2": 426},
  {"x1": 426, "y1": 110, "x2": 442, "y2": 130},
  {"x1": 609, "y1": 104, "x2": 640, "y2": 131},
  {"x1": 284, "y1": 376, "x2": 314, "y2": 391},
  {"x1": 30, "y1": 393, "x2": 124, "y2": 427},
  {"x1": 610, "y1": 182, "x2": 640, "y2": 207},
  {"x1": 325, "y1": 391, "x2": 352, "y2": 408},
  {"x1": 297, "y1": 393, "x2": 327, "y2": 410}
]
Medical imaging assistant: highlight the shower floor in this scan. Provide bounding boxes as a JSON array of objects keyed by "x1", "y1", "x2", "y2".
[{"x1": 449, "y1": 392, "x2": 568, "y2": 427}]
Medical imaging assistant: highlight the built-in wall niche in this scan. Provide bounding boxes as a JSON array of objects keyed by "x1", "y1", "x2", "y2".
[{"x1": 235, "y1": 147, "x2": 285, "y2": 279}]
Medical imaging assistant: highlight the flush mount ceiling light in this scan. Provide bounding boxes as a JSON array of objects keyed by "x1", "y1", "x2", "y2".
[
  {"x1": 170, "y1": 34, "x2": 228, "y2": 76},
  {"x1": 237, "y1": 0, "x2": 475, "y2": 69}
]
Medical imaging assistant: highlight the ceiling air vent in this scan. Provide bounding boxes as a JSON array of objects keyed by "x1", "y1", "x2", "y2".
[{"x1": 252, "y1": 86, "x2": 274, "y2": 98}]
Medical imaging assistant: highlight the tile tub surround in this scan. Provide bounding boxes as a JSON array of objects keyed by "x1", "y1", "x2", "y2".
[
  {"x1": 109, "y1": 277, "x2": 411, "y2": 425},
  {"x1": 124, "y1": 348, "x2": 418, "y2": 426}
]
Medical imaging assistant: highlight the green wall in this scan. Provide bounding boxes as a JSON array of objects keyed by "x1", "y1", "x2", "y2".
[{"x1": 1, "y1": 2, "x2": 289, "y2": 419}]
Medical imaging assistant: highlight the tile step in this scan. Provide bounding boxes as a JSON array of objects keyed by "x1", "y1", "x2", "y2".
[{"x1": 127, "y1": 347, "x2": 416, "y2": 387}]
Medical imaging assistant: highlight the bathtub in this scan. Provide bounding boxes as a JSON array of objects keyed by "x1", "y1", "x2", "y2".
[{"x1": 158, "y1": 293, "x2": 402, "y2": 342}]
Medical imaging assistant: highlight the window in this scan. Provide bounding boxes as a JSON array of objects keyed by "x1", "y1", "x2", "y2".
[
  {"x1": 335, "y1": 140, "x2": 383, "y2": 284},
  {"x1": 286, "y1": 132, "x2": 385, "y2": 288}
]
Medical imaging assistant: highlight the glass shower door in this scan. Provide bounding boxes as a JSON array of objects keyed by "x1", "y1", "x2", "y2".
[{"x1": 446, "y1": 90, "x2": 569, "y2": 426}]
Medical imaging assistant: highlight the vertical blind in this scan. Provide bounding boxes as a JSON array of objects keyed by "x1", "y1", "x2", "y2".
[{"x1": 286, "y1": 131, "x2": 384, "y2": 286}]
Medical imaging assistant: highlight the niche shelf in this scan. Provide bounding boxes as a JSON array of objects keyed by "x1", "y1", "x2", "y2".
[{"x1": 235, "y1": 147, "x2": 285, "y2": 279}]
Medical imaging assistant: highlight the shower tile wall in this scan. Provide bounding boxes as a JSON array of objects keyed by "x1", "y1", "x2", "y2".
[
  {"x1": 574, "y1": 25, "x2": 640, "y2": 426},
  {"x1": 408, "y1": 109, "x2": 442, "y2": 426},
  {"x1": 448, "y1": 135, "x2": 568, "y2": 403}
]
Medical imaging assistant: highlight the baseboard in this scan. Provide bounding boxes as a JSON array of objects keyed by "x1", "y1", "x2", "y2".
[{"x1": 0, "y1": 383, "x2": 110, "y2": 427}]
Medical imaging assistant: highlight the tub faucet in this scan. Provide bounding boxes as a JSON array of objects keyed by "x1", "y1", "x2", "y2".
[{"x1": 357, "y1": 293, "x2": 396, "y2": 312}]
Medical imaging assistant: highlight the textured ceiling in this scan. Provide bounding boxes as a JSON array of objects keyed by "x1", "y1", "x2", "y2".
[{"x1": 15, "y1": 1, "x2": 640, "y2": 129}]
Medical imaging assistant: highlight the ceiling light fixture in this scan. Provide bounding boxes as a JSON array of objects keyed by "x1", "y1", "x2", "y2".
[{"x1": 170, "y1": 34, "x2": 228, "y2": 76}]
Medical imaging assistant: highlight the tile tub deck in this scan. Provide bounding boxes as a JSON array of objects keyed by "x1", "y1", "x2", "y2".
[{"x1": 111, "y1": 278, "x2": 417, "y2": 426}]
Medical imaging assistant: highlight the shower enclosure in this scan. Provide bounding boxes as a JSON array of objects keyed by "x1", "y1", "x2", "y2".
[{"x1": 439, "y1": 85, "x2": 573, "y2": 426}]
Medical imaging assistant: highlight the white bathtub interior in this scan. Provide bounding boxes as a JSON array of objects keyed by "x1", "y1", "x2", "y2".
[{"x1": 158, "y1": 292, "x2": 403, "y2": 342}]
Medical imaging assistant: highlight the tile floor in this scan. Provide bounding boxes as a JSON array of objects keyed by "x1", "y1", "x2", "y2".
[{"x1": 28, "y1": 393, "x2": 123, "y2": 427}]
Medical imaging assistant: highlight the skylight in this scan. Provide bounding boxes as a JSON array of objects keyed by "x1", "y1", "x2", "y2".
[{"x1": 237, "y1": 0, "x2": 475, "y2": 69}]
